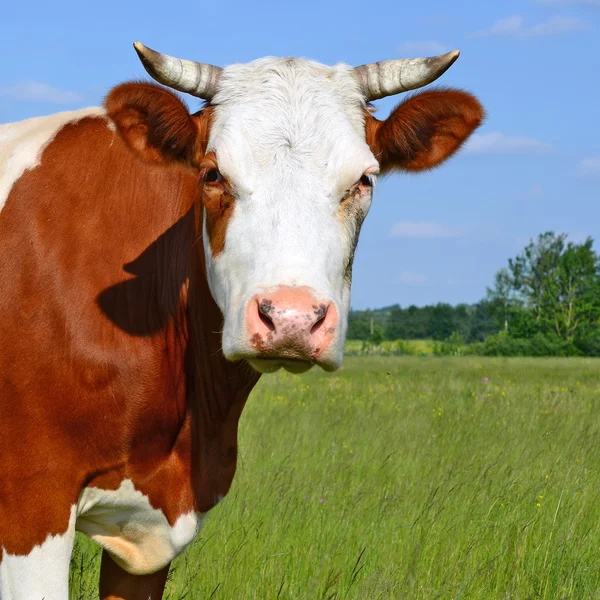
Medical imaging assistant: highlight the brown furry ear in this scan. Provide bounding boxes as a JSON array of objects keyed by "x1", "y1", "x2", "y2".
[
  {"x1": 105, "y1": 82, "x2": 198, "y2": 165},
  {"x1": 365, "y1": 88, "x2": 484, "y2": 173}
]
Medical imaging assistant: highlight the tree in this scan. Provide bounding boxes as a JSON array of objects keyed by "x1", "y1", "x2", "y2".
[
  {"x1": 469, "y1": 301, "x2": 499, "y2": 342},
  {"x1": 509, "y1": 232, "x2": 566, "y2": 329},
  {"x1": 487, "y1": 268, "x2": 519, "y2": 333},
  {"x1": 487, "y1": 232, "x2": 600, "y2": 341},
  {"x1": 371, "y1": 325, "x2": 385, "y2": 345},
  {"x1": 347, "y1": 318, "x2": 370, "y2": 340},
  {"x1": 428, "y1": 303, "x2": 455, "y2": 340},
  {"x1": 550, "y1": 238, "x2": 600, "y2": 339}
]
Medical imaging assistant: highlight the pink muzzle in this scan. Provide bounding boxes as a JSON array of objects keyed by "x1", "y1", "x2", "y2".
[{"x1": 245, "y1": 286, "x2": 338, "y2": 362}]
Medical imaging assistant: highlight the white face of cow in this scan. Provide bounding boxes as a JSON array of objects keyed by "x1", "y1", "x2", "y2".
[
  {"x1": 124, "y1": 44, "x2": 483, "y2": 374},
  {"x1": 203, "y1": 59, "x2": 377, "y2": 374}
]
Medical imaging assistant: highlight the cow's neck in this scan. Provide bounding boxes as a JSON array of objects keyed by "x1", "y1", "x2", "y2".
[
  {"x1": 123, "y1": 203, "x2": 259, "y2": 512},
  {"x1": 181, "y1": 209, "x2": 261, "y2": 510}
]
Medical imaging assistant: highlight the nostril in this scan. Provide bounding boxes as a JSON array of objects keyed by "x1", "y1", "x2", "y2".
[
  {"x1": 310, "y1": 304, "x2": 329, "y2": 335},
  {"x1": 258, "y1": 299, "x2": 276, "y2": 332},
  {"x1": 259, "y1": 311, "x2": 275, "y2": 332}
]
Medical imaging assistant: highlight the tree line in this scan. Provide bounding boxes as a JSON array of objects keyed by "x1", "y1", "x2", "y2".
[
  {"x1": 347, "y1": 302, "x2": 497, "y2": 344},
  {"x1": 349, "y1": 232, "x2": 600, "y2": 356}
]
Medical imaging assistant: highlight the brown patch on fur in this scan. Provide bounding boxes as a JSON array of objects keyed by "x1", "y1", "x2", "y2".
[
  {"x1": 365, "y1": 88, "x2": 484, "y2": 173},
  {"x1": 191, "y1": 106, "x2": 213, "y2": 161},
  {"x1": 200, "y1": 152, "x2": 236, "y2": 256}
]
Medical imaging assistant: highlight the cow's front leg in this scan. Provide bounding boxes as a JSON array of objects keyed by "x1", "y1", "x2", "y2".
[
  {"x1": 0, "y1": 510, "x2": 76, "y2": 600},
  {"x1": 99, "y1": 551, "x2": 170, "y2": 600}
]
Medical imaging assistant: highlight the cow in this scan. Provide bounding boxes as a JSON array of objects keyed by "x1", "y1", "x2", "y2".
[{"x1": 0, "y1": 42, "x2": 483, "y2": 599}]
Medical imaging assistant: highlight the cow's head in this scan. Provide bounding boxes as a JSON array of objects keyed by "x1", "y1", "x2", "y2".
[{"x1": 107, "y1": 43, "x2": 483, "y2": 374}]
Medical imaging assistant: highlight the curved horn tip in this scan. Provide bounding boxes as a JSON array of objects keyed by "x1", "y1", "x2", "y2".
[
  {"x1": 431, "y1": 50, "x2": 460, "y2": 69},
  {"x1": 133, "y1": 41, "x2": 147, "y2": 56},
  {"x1": 133, "y1": 41, "x2": 157, "y2": 61},
  {"x1": 132, "y1": 41, "x2": 168, "y2": 79},
  {"x1": 442, "y1": 50, "x2": 460, "y2": 67},
  {"x1": 428, "y1": 50, "x2": 461, "y2": 80}
]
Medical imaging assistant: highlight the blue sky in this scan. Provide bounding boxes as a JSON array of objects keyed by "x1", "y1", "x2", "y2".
[{"x1": 2, "y1": 0, "x2": 599, "y2": 309}]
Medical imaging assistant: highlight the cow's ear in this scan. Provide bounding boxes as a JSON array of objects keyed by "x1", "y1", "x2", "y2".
[
  {"x1": 105, "y1": 82, "x2": 200, "y2": 165},
  {"x1": 365, "y1": 88, "x2": 484, "y2": 173}
]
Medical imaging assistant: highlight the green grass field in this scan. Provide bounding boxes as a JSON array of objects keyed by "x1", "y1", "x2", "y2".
[{"x1": 70, "y1": 357, "x2": 600, "y2": 599}]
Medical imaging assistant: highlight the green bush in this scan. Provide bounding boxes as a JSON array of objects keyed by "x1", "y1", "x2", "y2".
[
  {"x1": 433, "y1": 331, "x2": 466, "y2": 356},
  {"x1": 574, "y1": 330, "x2": 600, "y2": 357},
  {"x1": 370, "y1": 325, "x2": 385, "y2": 346}
]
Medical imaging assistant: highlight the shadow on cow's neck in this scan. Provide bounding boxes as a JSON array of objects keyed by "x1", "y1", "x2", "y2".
[
  {"x1": 95, "y1": 206, "x2": 260, "y2": 385},
  {"x1": 96, "y1": 209, "x2": 198, "y2": 337}
]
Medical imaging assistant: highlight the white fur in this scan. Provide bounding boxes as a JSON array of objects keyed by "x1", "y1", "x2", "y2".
[
  {"x1": 204, "y1": 58, "x2": 378, "y2": 370},
  {"x1": 0, "y1": 107, "x2": 108, "y2": 213},
  {"x1": 0, "y1": 507, "x2": 76, "y2": 600},
  {"x1": 76, "y1": 479, "x2": 203, "y2": 576}
]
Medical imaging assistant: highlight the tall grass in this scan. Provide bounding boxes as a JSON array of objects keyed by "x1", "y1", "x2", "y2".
[{"x1": 71, "y1": 357, "x2": 600, "y2": 599}]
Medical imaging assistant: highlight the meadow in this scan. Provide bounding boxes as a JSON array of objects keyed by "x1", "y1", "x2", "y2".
[{"x1": 70, "y1": 357, "x2": 600, "y2": 599}]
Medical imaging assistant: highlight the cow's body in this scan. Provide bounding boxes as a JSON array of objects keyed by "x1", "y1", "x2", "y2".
[
  {"x1": 0, "y1": 109, "x2": 258, "y2": 597},
  {"x1": 0, "y1": 47, "x2": 483, "y2": 599}
]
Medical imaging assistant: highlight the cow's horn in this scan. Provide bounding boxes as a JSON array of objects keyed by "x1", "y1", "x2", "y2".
[
  {"x1": 133, "y1": 42, "x2": 222, "y2": 101},
  {"x1": 353, "y1": 50, "x2": 460, "y2": 101}
]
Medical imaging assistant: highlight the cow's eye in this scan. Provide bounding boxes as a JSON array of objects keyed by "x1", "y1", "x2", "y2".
[
  {"x1": 359, "y1": 174, "x2": 374, "y2": 187},
  {"x1": 205, "y1": 169, "x2": 223, "y2": 184}
]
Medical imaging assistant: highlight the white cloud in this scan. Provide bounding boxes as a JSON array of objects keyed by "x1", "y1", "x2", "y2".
[
  {"x1": 390, "y1": 221, "x2": 464, "y2": 239},
  {"x1": 463, "y1": 132, "x2": 552, "y2": 154},
  {"x1": 537, "y1": 0, "x2": 600, "y2": 6},
  {"x1": 0, "y1": 82, "x2": 82, "y2": 104},
  {"x1": 397, "y1": 271, "x2": 428, "y2": 285},
  {"x1": 469, "y1": 15, "x2": 591, "y2": 38},
  {"x1": 397, "y1": 41, "x2": 448, "y2": 55},
  {"x1": 470, "y1": 15, "x2": 524, "y2": 37},
  {"x1": 577, "y1": 157, "x2": 600, "y2": 176}
]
